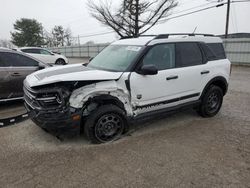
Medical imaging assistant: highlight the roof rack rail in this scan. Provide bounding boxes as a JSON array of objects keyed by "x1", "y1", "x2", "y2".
[
  {"x1": 120, "y1": 33, "x2": 215, "y2": 40},
  {"x1": 120, "y1": 35, "x2": 156, "y2": 40},
  {"x1": 154, "y1": 33, "x2": 215, "y2": 39}
]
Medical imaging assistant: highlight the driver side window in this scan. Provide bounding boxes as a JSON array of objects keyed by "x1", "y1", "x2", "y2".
[{"x1": 143, "y1": 44, "x2": 175, "y2": 70}]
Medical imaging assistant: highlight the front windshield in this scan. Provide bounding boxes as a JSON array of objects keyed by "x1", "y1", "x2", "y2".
[{"x1": 87, "y1": 45, "x2": 142, "y2": 72}]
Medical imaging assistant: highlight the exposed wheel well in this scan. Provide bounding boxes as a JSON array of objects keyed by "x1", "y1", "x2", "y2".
[
  {"x1": 202, "y1": 77, "x2": 228, "y2": 98},
  {"x1": 83, "y1": 94, "x2": 126, "y2": 113},
  {"x1": 80, "y1": 95, "x2": 127, "y2": 133}
]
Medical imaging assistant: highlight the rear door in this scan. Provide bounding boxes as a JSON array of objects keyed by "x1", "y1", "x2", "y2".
[
  {"x1": 173, "y1": 42, "x2": 206, "y2": 104},
  {"x1": 0, "y1": 52, "x2": 39, "y2": 98}
]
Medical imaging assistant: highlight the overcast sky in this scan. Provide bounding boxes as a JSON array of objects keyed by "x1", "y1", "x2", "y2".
[{"x1": 0, "y1": 0, "x2": 249, "y2": 43}]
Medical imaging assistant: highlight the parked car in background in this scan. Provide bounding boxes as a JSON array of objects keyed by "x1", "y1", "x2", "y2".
[
  {"x1": 0, "y1": 48, "x2": 49, "y2": 102},
  {"x1": 18, "y1": 47, "x2": 68, "y2": 65}
]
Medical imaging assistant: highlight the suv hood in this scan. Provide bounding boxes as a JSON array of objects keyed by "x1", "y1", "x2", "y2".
[{"x1": 26, "y1": 64, "x2": 123, "y2": 87}]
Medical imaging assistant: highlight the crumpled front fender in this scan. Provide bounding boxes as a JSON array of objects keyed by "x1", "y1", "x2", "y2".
[{"x1": 69, "y1": 81, "x2": 133, "y2": 116}]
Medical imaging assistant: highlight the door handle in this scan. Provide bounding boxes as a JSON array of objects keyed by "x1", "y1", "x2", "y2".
[
  {"x1": 166, "y1": 75, "x2": 178, "y2": 80},
  {"x1": 201, "y1": 70, "x2": 210, "y2": 75},
  {"x1": 11, "y1": 73, "x2": 21, "y2": 77}
]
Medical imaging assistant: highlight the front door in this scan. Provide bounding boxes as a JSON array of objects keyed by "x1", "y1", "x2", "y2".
[{"x1": 130, "y1": 43, "x2": 181, "y2": 115}]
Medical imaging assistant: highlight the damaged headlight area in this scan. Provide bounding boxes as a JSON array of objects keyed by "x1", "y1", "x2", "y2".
[
  {"x1": 36, "y1": 92, "x2": 63, "y2": 107},
  {"x1": 23, "y1": 81, "x2": 72, "y2": 111},
  {"x1": 23, "y1": 81, "x2": 82, "y2": 135}
]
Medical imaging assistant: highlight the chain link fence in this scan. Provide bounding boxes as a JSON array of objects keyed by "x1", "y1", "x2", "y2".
[
  {"x1": 49, "y1": 43, "x2": 109, "y2": 58},
  {"x1": 49, "y1": 38, "x2": 250, "y2": 65},
  {"x1": 223, "y1": 38, "x2": 250, "y2": 65}
]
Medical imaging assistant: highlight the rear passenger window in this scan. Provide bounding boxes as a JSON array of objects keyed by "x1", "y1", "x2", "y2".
[
  {"x1": 176, "y1": 43, "x2": 203, "y2": 67},
  {"x1": 0, "y1": 52, "x2": 39, "y2": 67},
  {"x1": 143, "y1": 44, "x2": 175, "y2": 70},
  {"x1": 207, "y1": 43, "x2": 226, "y2": 59}
]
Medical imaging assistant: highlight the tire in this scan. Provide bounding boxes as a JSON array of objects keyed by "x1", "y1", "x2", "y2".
[
  {"x1": 197, "y1": 85, "x2": 223, "y2": 118},
  {"x1": 55, "y1": 59, "x2": 66, "y2": 65},
  {"x1": 84, "y1": 105, "x2": 127, "y2": 144}
]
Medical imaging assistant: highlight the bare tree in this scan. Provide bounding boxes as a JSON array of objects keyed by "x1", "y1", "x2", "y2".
[
  {"x1": 64, "y1": 28, "x2": 73, "y2": 46},
  {"x1": 88, "y1": 0, "x2": 178, "y2": 38}
]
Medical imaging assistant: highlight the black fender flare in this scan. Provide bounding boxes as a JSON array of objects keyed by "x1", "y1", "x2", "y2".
[{"x1": 201, "y1": 76, "x2": 228, "y2": 99}]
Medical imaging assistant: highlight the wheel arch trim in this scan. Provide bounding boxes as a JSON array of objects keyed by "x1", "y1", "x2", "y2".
[{"x1": 201, "y1": 76, "x2": 228, "y2": 98}]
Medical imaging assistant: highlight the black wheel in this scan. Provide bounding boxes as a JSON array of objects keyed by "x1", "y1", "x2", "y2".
[
  {"x1": 84, "y1": 105, "x2": 127, "y2": 144},
  {"x1": 55, "y1": 59, "x2": 66, "y2": 65},
  {"x1": 197, "y1": 85, "x2": 223, "y2": 118}
]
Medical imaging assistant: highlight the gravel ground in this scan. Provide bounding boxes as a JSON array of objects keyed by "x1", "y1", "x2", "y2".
[{"x1": 0, "y1": 66, "x2": 249, "y2": 187}]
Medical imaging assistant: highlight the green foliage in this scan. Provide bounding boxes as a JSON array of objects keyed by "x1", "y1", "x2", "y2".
[{"x1": 11, "y1": 18, "x2": 44, "y2": 47}]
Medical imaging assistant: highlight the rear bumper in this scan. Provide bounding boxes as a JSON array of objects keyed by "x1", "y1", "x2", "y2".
[{"x1": 25, "y1": 102, "x2": 82, "y2": 135}]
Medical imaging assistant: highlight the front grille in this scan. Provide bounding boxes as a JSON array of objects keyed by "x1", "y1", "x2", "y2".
[
  {"x1": 23, "y1": 81, "x2": 64, "y2": 110},
  {"x1": 23, "y1": 83, "x2": 40, "y2": 110}
]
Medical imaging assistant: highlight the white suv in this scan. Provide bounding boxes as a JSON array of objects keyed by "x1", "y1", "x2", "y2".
[
  {"x1": 24, "y1": 34, "x2": 231, "y2": 144},
  {"x1": 19, "y1": 47, "x2": 68, "y2": 65}
]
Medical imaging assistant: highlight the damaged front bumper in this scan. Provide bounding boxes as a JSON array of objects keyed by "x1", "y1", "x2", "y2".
[
  {"x1": 25, "y1": 102, "x2": 82, "y2": 135},
  {"x1": 23, "y1": 81, "x2": 82, "y2": 135}
]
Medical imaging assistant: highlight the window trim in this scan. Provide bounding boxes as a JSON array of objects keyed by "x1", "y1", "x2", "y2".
[{"x1": 132, "y1": 41, "x2": 207, "y2": 72}]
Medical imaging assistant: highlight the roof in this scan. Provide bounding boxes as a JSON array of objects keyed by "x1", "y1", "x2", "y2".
[
  {"x1": 112, "y1": 34, "x2": 222, "y2": 46},
  {"x1": 113, "y1": 36, "x2": 155, "y2": 46},
  {"x1": 0, "y1": 47, "x2": 14, "y2": 52},
  {"x1": 19, "y1": 47, "x2": 44, "y2": 50}
]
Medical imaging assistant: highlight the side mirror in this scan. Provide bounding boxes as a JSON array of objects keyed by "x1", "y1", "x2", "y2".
[
  {"x1": 38, "y1": 65, "x2": 45, "y2": 70},
  {"x1": 139, "y1": 64, "x2": 158, "y2": 75}
]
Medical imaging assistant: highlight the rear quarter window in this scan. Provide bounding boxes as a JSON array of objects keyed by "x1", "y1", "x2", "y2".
[{"x1": 206, "y1": 43, "x2": 226, "y2": 59}]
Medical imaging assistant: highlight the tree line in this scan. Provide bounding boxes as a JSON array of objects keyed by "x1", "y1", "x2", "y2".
[{"x1": 11, "y1": 18, "x2": 74, "y2": 47}]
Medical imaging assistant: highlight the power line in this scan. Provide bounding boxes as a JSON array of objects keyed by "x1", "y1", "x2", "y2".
[
  {"x1": 70, "y1": 0, "x2": 250, "y2": 39},
  {"x1": 159, "y1": 0, "x2": 250, "y2": 23},
  {"x1": 173, "y1": 1, "x2": 214, "y2": 15},
  {"x1": 77, "y1": 31, "x2": 115, "y2": 38}
]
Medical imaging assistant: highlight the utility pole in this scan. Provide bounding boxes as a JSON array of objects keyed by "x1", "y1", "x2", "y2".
[
  {"x1": 78, "y1": 35, "x2": 81, "y2": 46},
  {"x1": 225, "y1": 0, "x2": 231, "y2": 38}
]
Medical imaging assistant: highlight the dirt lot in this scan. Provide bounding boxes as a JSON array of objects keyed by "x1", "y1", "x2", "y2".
[{"x1": 0, "y1": 66, "x2": 249, "y2": 187}]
